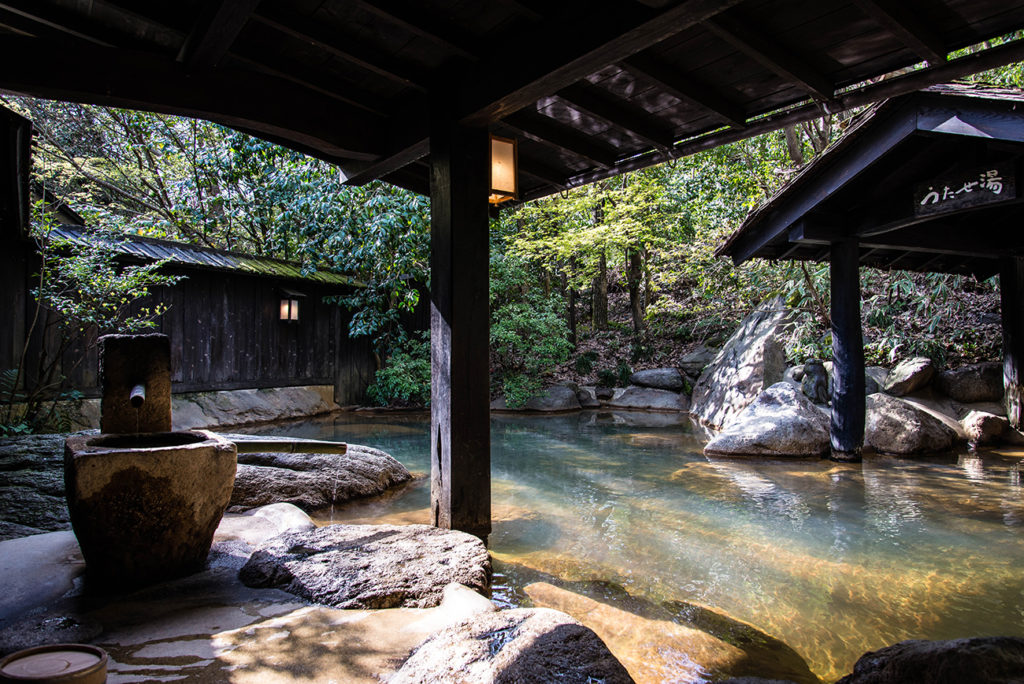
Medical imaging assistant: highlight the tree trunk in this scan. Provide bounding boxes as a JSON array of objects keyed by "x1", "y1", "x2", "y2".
[
  {"x1": 563, "y1": 270, "x2": 578, "y2": 347},
  {"x1": 626, "y1": 246, "x2": 644, "y2": 333},
  {"x1": 593, "y1": 250, "x2": 608, "y2": 330},
  {"x1": 784, "y1": 124, "x2": 804, "y2": 166}
]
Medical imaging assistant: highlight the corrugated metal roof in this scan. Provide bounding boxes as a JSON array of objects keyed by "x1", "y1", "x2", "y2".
[{"x1": 48, "y1": 225, "x2": 361, "y2": 287}]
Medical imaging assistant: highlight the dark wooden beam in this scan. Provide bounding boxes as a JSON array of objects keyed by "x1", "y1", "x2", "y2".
[
  {"x1": 557, "y1": 82, "x2": 675, "y2": 151},
  {"x1": 830, "y1": 239, "x2": 865, "y2": 461},
  {"x1": 340, "y1": 137, "x2": 430, "y2": 187},
  {"x1": 0, "y1": 0, "x2": 165, "y2": 49},
  {"x1": 703, "y1": 15, "x2": 834, "y2": 101},
  {"x1": 540, "y1": 38, "x2": 1024, "y2": 202},
  {"x1": 250, "y1": 6, "x2": 428, "y2": 91},
  {"x1": 504, "y1": 112, "x2": 618, "y2": 169},
  {"x1": 429, "y1": 107, "x2": 491, "y2": 541},
  {"x1": 619, "y1": 53, "x2": 746, "y2": 127},
  {"x1": 518, "y1": 157, "x2": 566, "y2": 187},
  {"x1": 1002, "y1": 257, "x2": 1024, "y2": 430},
  {"x1": 852, "y1": 0, "x2": 945, "y2": 64},
  {"x1": 0, "y1": 36, "x2": 383, "y2": 162},
  {"x1": 350, "y1": 0, "x2": 479, "y2": 59},
  {"x1": 177, "y1": 0, "x2": 261, "y2": 69},
  {"x1": 460, "y1": 0, "x2": 743, "y2": 125}
]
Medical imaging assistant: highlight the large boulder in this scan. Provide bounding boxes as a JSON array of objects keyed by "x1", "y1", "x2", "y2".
[
  {"x1": 704, "y1": 383, "x2": 830, "y2": 458},
  {"x1": 865, "y1": 393, "x2": 957, "y2": 455},
  {"x1": 629, "y1": 368, "x2": 685, "y2": 391},
  {"x1": 865, "y1": 366, "x2": 889, "y2": 395},
  {"x1": 837, "y1": 637, "x2": 1024, "y2": 684},
  {"x1": 936, "y1": 362, "x2": 1004, "y2": 403},
  {"x1": 0, "y1": 433, "x2": 70, "y2": 536},
  {"x1": 490, "y1": 385, "x2": 581, "y2": 412},
  {"x1": 691, "y1": 298, "x2": 792, "y2": 429},
  {"x1": 883, "y1": 357, "x2": 935, "y2": 396},
  {"x1": 680, "y1": 344, "x2": 719, "y2": 376},
  {"x1": 576, "y1": 387, "x2": 601, "y2": 408},
  {"x1": 606, "y1": 386, "x2": 690, "y2": 412},
  {"x1": 389, "y1": 607, "x2": 634, "y2": 684},
  {"x1": 961, "y1": 410, "x2": 1009, "y2": 447},
  {"x1": 230, "y1": 444, "x2": 411, "y2": 511},
  {"x1": 239, "y1": 523, "x2": 491, "y2": 609}
]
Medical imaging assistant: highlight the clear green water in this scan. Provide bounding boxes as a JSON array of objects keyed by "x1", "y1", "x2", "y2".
[{"x1": 240, "y1": 411, "x2": 1024, "y2": 681}]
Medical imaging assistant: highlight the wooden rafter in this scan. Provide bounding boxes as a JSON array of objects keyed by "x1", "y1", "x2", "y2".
[
  {"x1": 0, "y1": 0, "x2": 143, "y2": 49},
  {"x1": 349, "y1": 0, "x2": 479, "y2": 59},
  {"x1": 177, "y1": 0, "x2": 261, "y2": 69},
  {"x1": 852, "y1": 0, "x2": 946, "y2": 64},
  {"x1": 0, "y1": 35, "x2": 383, "y2": 162},
  {"x1": 703, "y1": 15, "x2": 834, "y2": 100},
  {"x1": 504, "y1": 111, "x2": 618, "y2": 169},
  {"x1": 250, "y1": 6, "x2": 429, "y2": 91},
  {"x1": 619, "y1": 53, "x2": 747, "y2": 127},
  {"x1": 556, "y1": 82, "x2": 675, "y2": 151}
]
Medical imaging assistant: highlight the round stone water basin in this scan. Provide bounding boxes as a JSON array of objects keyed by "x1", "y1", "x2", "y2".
[{"x1": 64, "y1": 430, "x2": 237, "y2": 589}]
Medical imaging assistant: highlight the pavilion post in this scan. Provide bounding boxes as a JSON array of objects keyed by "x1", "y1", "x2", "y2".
[
  {"x1": 428, "y1": 109, "x2": 491, "y2": 542},
  {"x1": 829, "y1": 239, "x2": 866, "y2": 461},
  {"x1": 1001, "y1": 257, "x2": 1024, "y2": 430}
]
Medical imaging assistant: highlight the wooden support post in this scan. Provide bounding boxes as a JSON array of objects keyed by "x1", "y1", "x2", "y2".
[
  {"x1": 1001, "y1": 257, "x2": 1024, "y2": 430},
  {"x1": 830, "y1": 239, "x2": 866, "y2": 461},
  {"x1": 428, "y1": 109, "x2": 491, "y2": 542}
]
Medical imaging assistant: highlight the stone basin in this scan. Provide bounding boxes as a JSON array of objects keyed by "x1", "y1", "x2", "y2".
[{"x1": 64, "y1": 430, "x2": 237, "y2": 589}]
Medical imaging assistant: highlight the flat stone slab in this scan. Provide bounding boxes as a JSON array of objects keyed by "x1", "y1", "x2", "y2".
[
  {"x1": 230, "y1": 443, "x2": 412, "y2": 512},
  {"x1": 239, "y1": 523, "x2": 491, "y2": 609},
  {"x1": 390, "y1": 606, "x2": 633, "y2": 684}
]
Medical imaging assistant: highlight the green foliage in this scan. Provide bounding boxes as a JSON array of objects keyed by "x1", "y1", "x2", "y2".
[
  {"x1": 596, "y1": 369, "x2": 618, "y2": 388},
  {"x1": 574, "y1": 351, "x2": 598, "y2": 376},
  {"x1": 366, "y1": 332, "x2": 430, "y2": 407},
  {"x1": 490, "y1": 250, "x2": 573, "y2": 408},
  {"x1": 1, "y1": 204, "x2": 180, "y2": 433},
  {"x1": 616, "y1": 361, "x2": 633, "y2": 387}
]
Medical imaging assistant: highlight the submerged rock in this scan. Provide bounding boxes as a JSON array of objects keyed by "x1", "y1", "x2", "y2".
[
  {"x1": 490, "y1": 385, "x2": 582, "y2": 412},
  {"x1": 606, "y1": 386, "x2": 691, "y2": 412},
  {"x1": 629, "y1": 367, "x2": 686, "y2": 391},
  {"x1": 691, "y1": 298, "x2": 792, "y2": 429},
  {"x1": 390, "y1": 607, "x2": 633, "y2": 684},
  {"x1": 837, "y1": 637, "x2": 1024, "y2": 684},
  {"x1": 936, "y1": 362, "x2": 1004, "y2": 403},
  {"x1": 230, "y1": 443, "x2": 411, "y2": 511},
  {"x1": 884, "y1": 357, "x2": 935, "y2": 396},
  {"x1": 865, "y1": 393, "x2": 957, "y2": 455},
  {"x1": 239, "y1": 523, "x2": 491, "y2": 608},
  {"x1": 704, "y1": 382, "x2": 829, "y2": 458}
]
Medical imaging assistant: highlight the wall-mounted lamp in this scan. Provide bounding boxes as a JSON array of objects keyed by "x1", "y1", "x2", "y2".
[
  {"x1": 279, "y1": 287, "x2": 305, "y2": 322},
  {"x1": 489, "y1": 134, "x2": 518, "y2": 205}
]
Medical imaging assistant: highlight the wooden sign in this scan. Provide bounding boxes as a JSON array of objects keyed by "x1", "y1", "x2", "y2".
[{"x1": 913, "y1": 164, "x2": 1015, "y2": 217}]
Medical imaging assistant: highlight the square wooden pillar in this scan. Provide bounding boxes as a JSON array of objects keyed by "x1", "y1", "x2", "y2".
[
  {"x1": 830, "y1": 239, "x2": 865, "y2": 461},
  {"x1": 1000, "y1": 257, "x2": 1024, "y2": 430},
  {"x1": 428, "y1": 112, "x2": 491, "y2": 542}
]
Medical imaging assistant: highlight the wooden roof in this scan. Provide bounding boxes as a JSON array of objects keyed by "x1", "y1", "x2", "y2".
[
  {"x1": 2, "y1": 1, "x2": 1024, "y2": 200},
  {"x1": 718, "y1": 83, "x2": 1024, "y2": 279}
]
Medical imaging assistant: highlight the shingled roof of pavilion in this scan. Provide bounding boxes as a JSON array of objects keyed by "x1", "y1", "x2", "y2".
[{"x1": 3, "y1": 1, "x2": 1024, "y2": 203}]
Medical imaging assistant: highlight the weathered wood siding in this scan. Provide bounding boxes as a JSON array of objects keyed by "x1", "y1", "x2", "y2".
[{"x1": 13, "y1": 267, "x2": 377, "y2": 405}]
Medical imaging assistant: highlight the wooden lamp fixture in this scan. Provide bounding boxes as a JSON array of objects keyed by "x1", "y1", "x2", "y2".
[{"x1": 489, "y1": 135, "x2": 518, "y2": 204}]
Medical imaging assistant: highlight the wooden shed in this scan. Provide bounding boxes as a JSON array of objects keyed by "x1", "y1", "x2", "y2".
[{"x1": 718, "y1": 84, "x2": 1024, "y2": 458}]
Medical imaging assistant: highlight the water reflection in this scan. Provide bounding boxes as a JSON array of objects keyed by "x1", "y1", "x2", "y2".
[{"x1": 239, "y1": 412, "x2": 1024, "y2": 682}]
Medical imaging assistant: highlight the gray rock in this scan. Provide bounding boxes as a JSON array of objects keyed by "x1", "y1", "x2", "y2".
[
  {"x1": 0, "y1": 433, "x2": 71, "y2": 534},
  {"x1": 216, "y1": 503, "x2": 316, "y2": 548},
  {"x1": 239, "y1": 523, "x2": 491, "y2": 609},
  {"x1": 576, "y1": 387, "x2": 601, "y2": 408},
  {"x1": 490, "y1": 385, "x2": 581, "y2": 412},
  {"x1": 389, "y1": 607, "x2": 634, "y2": 684},
  {"x1": 936, "y1": 362, "x2": 1004, "y2": 403},
  {"x1": 172, "y1": 386, "x2": 338, "y2": 430},
  {"x1": 800, "y1": 359, "x2": 830, "y2": 404},
  {"x1": 783, "y1": 365, "x2": 805, "y2": 386},
  {"x1": 866, "y1": 393, "x2": 957, "y2": 455},
  {"x1": 836, "y1": 637, "x2": 1024, "y2": 684},
  {"x1": 884, "y1": 357, "x2": 935, "y2": 396},
  {"x1": 961, "y1": 410, "x2": 1008, "y2": 446},
  {"x1": 230, "y1": 443, "x2": 411, "y2": 512},
  {"x1": 680, "y1": 344, "x2": 719, "y2": 376},
  {"x1": 595, "y1": 386, "x2": 615, "y2": 400},
  {"x1": 0, "y1": 520, "x2": 44, "y2": 541},
  {"x1": 704, "y1": 382, "x2": 830, "y2": 458},
  {"x1": 865, "y1": 366, "x2": 889, "y2": 395},
  {"x1": 629, "y1": 367, "x2": 685, "y2": 391},
  {"x1": 0, "y1": 613, "x2": 103, "y2": 657},
  {"x1": 606, "y1": 386, "x2": 690, "y2": 412},
  {"x1": 691, "y1": 298, "x2": 793, "y2": 429}
]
